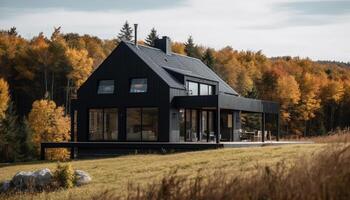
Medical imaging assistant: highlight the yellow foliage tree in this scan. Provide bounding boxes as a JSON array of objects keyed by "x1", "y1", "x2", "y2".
[
  {"x1": 0, "y1": 78, "x2": 10, "y2": 120},
  {"x1": 171, "y1": 42, "x2": 186, "y2": 55},
  {"x1": 297, "y1": 73, "x2": 321, "y2": 135},
  {"x1": 276, "y1": 75, "x2": 301, "y2": 124},
  {"x1": 65, "y1": 48, "x2": 93, "y2": 88},
  {"x1": 28, "y1": 100, "x2": 70, "y2": 160}
]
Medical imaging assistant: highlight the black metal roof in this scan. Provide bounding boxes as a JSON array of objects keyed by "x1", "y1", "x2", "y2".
[{"x1": 123, "y1": 41, "x2": 239, "y2": 96}]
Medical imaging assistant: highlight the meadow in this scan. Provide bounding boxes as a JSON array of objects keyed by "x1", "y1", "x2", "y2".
[{"x1": 0, "y1": 132, "x2": 349, "y2": 200}]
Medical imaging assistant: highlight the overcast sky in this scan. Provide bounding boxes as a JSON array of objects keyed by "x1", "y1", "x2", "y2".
[{"x1": 0, "y1": 0, "x2": 349, "y2": 62}]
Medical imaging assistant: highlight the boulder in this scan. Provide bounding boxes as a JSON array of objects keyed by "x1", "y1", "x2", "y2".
[
  {"x1": 0, "y1": 180, "x2": 11, "y2": 193},
  {"x1": 33, "y1": 168, "x2": 53, "y2": 188},
  {"x1": 11, "y1": 171, "x2": 35, "y2": 190},
  {"x1": 11, "y1": 168, "x2": 53, "y2": 190},
  {"x1": 74, "y1": 170, "x2": 91, "y2": 186}
]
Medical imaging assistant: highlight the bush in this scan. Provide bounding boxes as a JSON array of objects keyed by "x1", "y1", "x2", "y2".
[{"x1": 53, "y1": 162, "x2": 75, "y2": 188}]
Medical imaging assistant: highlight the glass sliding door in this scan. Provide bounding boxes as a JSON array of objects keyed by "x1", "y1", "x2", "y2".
[
  {"x1": 89, "y1": 108, "x2": 118, "y2": 141},
  {"x1": 89, "y1": 109, "x2": 104, "y2": 140},
  {"x1": 208, "y1": 111, "x2": 215, "y2": 142},
  {"x1": 126, "y1": 107, "x2": 159, "y2": 141},
  {"x1": 191, "y1": 110, "x2": 198, "y2": 141},
  {"x1": 104, "y1": 108, "x2": 118, "y2": 140},
  {"x1": 201, "y1": 111, "x2": 208, "y2": 142},
  {"x1": 179, "y1": 109, "x2": 185, "y2": 142},
  {"x1": 185, "y1": 109, "x2": 191, "y2": 141},
  {"x1": 126, "y1": 108, "x2": 142, "y2": 141},
  {"x1": 142, "y1": 108, "x2": 158, "y2": 141}
]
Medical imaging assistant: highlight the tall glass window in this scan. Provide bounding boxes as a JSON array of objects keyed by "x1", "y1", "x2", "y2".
[
  {"x1": 126, "y1": 108, "x2": 142, "y2": 141},
  {"x1": 142, "y1": 108, "x2": 158, "y2": 141},
  {"x1": 191, "y1": 110, "x2": 198, "y2": 141},
  {"x1": 200, "y1": 84, "x2": 209, "y2": 95},
  {"x1": 104, "y1": 108, "x2": 118, "y2": 140},
  {"x1": 89, "y1": 109, "x2": 104, "y2": 140},
  {"x1": 201, "y1": 111, "x2": 208, "y2": 141},
  {"x1": 208, "y1": 111, "x2": 215, "y2": 142},
  {"x1": 126, "y1": 107, "x2": 158, "y2": 141},
  {"x1": 97, "y1": 80, "x2": 115, "y2": 94},
  {"x1": 179, "y1": 109, "x2": 185, "y2": 142},
  {"x1": 89, "y1": 108, "x2": 118, "y2": 141},
  {"x1": 188, "y1": 81, "x2": 198, "y2": 96},
  {"x1": 130, "y1": 78, "x2": 147, "y2": 93},
  {"x1": 185, "y1": 109, "x2": 191, "y2": 141}
]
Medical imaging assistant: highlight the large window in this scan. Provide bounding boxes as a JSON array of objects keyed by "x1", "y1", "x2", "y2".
[
  {"x1": 89, "y1": 108, "x2": 118, "y2": 140},
  {"x1": 127, "y1": 108, "x2": 158, "y2": 141},
  {"x1": 188, "y1": 81, "x2": 198, "y2": 96},
  {"x1": 97, "y1": 80, "x2": 115, "y2": 94},
  {"x1": 130, "y1": 78, "x2": 147, "y2": 93},
  {"x1": 187, "y1": 81, "x2": 214, "y2": 96}
]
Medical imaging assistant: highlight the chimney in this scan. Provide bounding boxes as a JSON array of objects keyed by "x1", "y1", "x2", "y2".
[
  {"x1": 154, "y1": 36, "x2": 171, "y2": 54},
  {"x1": 134, "y1": 24, "x2": 138, "y2": 46}
]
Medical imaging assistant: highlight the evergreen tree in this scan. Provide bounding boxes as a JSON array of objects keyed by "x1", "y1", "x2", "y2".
[
  {"x1": 0, "y1": 103, "x2": 20, "y2": 162},
  {"x1": 202, "y1": 48, "x2": 215, "y2": 68},
  {"x1": 145, "y1": 28, "x2": 159, "y2": 46},
  {"x1": 184, "y1": 36, "x2": 202, "y2": 59},
  {"x1": 117, "y1": 21, "x2": 133, "y2": 42}
]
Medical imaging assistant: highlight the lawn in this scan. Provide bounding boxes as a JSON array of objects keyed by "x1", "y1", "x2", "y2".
[{"x1": 0, "y1": 144, "x2": 326, "y2": 200}]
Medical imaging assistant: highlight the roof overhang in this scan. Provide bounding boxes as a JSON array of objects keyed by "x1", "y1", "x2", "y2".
[{"x1": 173, "y1": 94, "x2": 279, "y2": 114}]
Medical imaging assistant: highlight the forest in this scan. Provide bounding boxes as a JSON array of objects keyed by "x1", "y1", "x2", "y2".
[{"x1": 1, "y1": 22, "x2": 350, "y2": 162}]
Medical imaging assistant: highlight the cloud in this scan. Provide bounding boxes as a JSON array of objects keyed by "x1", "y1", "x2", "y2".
[
  {"x1": 0, "y1": 0, "x2": 187, "y2": 11},
  {"x1": 277, "y1": 1, "x2": 350, "y2": 16},
  {"x1": 0, "y1": 0, "x2": 349, "y2": 62}
]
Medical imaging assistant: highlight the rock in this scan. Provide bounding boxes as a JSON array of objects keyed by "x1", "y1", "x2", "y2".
[
  {"x1": 33, "y1": 168, "x2": 53, "y2": 188},
  {"x1": 11, "y1": 171, "x2": 35, "y2": 190},
  {"x1": 11, "y1": 168, "x2": 53, "y2": 190},
  {"x1": 74, "y1": 170, "x2": 91, "y2": 186},
  {"x1": 0, "y1": 180, "x2": 11, "y2": 193}
]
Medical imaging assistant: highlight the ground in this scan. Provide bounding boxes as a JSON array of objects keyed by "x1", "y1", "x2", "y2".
[{"x1": 0, "y1": 144, "x2": 326, "y2": 200}]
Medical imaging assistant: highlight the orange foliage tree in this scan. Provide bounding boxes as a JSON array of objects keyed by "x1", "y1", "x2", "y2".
[{"x1": 28, "y1": 99, "x2": 70, "y2": 160}]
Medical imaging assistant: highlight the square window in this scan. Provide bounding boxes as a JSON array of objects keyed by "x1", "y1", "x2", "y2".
[
  {"x1": 130, "y1": 78, "x2": 147, "y2": 93},
  {"x1": 97, "y1": 80, "x2": 114, "y2": 94}
]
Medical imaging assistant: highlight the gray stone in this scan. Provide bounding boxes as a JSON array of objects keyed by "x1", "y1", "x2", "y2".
[
  {"x1": 0, "y1": 180, "x2": 11, "y2": 193},
  {"x1": 11, "y1": 171, "x2": 35, "y2": 189},
  {"x1": 74, "y1": 170, "x2": 91, "y2": 186},
  {"x1": 11, "y1": 168, "x2": 53, "y2": 190},
  {"x1": 33, "y1": 168, "x2": 53, "y2": 188}
]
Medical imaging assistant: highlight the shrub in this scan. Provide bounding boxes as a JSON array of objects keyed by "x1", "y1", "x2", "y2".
[{"x1": 53, "y1": 162, "x2": 75, "y2": 188}]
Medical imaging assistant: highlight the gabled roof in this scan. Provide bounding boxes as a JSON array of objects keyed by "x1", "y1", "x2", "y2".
[{"x1": 123, "y1": 41, "x2": 239, "y2": 96}]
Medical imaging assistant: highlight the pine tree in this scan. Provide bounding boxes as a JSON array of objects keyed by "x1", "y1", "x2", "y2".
[
  {"x1": 145, "y1": 28, "x2": 159, "y2": 46},
  {"x1": 0, "y1": 103, "x2": 20, "y2": 162},
  {"x1": 202, "y1": 48, "x2": 215, "y2": 68},
  {"x1": 184, "y1": 36, "x2": 201, "y2": 59},
  {"x1": 117, "y1": 21, "x2": 133, "y2": 42}
]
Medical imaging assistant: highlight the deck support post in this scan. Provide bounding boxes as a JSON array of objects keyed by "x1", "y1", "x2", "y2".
[
  {"x1": 216, "y1": 107, "x2": 220, "y2": 144},
  {"x1": 261, "y1": 113, "x2": 265, "y2": 142},
  {"x1": 40, "y1": 144, "x2": 45, "y2": 160}
]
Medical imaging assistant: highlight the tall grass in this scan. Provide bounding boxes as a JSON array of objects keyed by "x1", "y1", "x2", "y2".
[{"x1": 91, "y1": 144, "x2": 350, "y2": 200}]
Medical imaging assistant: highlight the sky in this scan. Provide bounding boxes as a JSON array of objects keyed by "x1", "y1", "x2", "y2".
[{"x1": 0, "y1": 0, "x2": 349, "y2": 62}]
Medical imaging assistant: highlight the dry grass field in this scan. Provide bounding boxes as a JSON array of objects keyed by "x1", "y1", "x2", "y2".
[{"x1": 1, "y1": 132, "x2": 349, "y2": 200}]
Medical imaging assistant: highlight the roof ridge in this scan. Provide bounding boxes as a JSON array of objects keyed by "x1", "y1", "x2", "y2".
[{"x1": 123, "y1": 40, "x2": 162, "y2": 51}]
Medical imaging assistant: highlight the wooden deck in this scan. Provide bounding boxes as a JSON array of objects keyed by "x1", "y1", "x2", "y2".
[{"x1": 40, "y1": 141, "x2": 313, "y2": 160}]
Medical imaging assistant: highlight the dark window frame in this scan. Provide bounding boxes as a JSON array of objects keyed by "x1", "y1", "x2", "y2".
[
  {"x1": 97, "y1": 80, "x2": 116, "y2": 94},
  {"x1": 126, "y1": 107, "x2": 159, "y2": 142},
  {"x1": 88, "y1": 107, "x2": 119, "y2": 141},
  {"x1": 129, "y1": 78, "x2": 148, "y2": 94}
]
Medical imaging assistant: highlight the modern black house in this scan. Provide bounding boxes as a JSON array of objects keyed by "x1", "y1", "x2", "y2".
[
  {"x1": 42, "y1": 32, "x2": 280, "y2": 158},
  {"x1": 71, "y1": 35, "x2": 279, "y2": 140}
]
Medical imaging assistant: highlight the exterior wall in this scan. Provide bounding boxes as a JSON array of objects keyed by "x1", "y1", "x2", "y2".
[{"x1": 75, "y1": 42, "x2": 170, "y2": 142}]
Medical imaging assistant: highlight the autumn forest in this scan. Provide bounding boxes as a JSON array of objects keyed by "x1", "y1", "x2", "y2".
[{"x1": 1, "y1": 22, "x2": 350, "y2": 162}]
